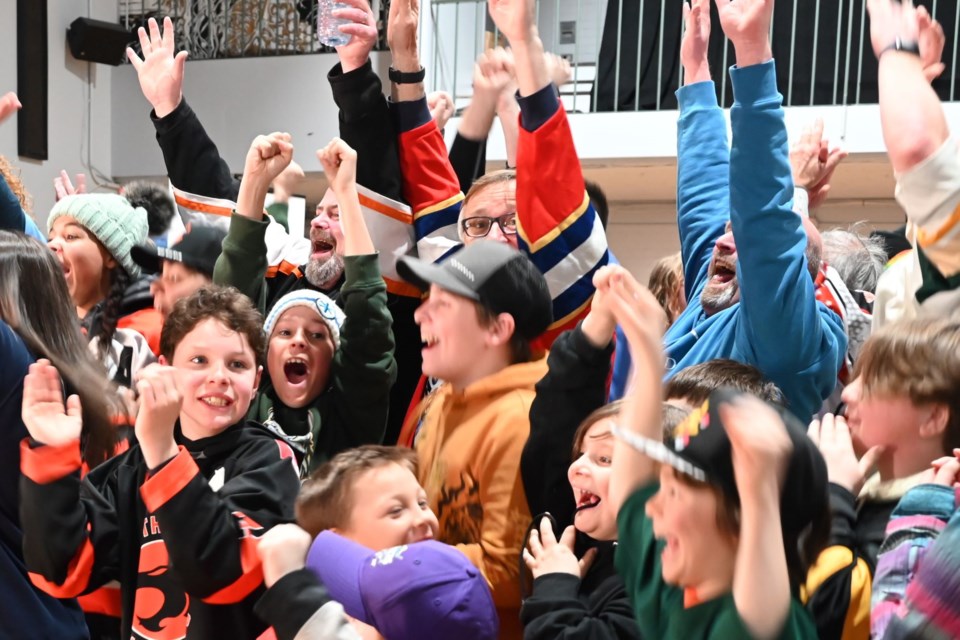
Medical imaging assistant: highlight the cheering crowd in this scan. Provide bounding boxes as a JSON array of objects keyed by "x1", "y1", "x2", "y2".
[{"x1": 2, "y1": 0, "x2": 959, "y2": 638}]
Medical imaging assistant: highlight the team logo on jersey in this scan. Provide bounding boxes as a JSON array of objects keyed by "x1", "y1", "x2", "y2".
[{"x1": 132, "y1": 539, "x2": 190, "y2": 640}]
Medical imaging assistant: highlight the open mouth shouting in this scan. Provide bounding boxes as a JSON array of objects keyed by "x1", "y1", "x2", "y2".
[
  {"x1": 709, "y1": 260, "x2": 736, "y2": 286},
  {"x1": 575, "y1": 487, "x2": 602, "y2": 513},
  {"x1": 284, "y1": 357, "x2": 310, "y2": 386},
  {"x1": 310, "y1": 231, "x2": 336, "y2": 260}
]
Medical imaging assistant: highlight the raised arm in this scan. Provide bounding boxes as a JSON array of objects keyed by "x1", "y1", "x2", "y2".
[
  {"x1": 721, "y1": 0, "x2": 844, "y2": 419},
  {"x1": 487, "y1": 0, "x2": 609, "y2": 346},
  {"x1": 212, "y1": 132, "x2": 293, "y2": 308},
  {"x1": 327, "y1": 0, "x2": 404, "y2": 203},
  {"x1": 868, "y1": 1, "x2": 960, "y2": 295},
  {"x1": 521, "y1": 266, "x2": 619, "y2": 528},
  {"x1": 19, "y1": 361, "x2": 121, "y2": 599},
  {"x1": 129, "y1": 17, "x2": 239, "y2": 200},
  {"x1": 724, "y1": 394, "x2": 794, "y2": 640},
  {"x1": 674, "y1": 0, "x2": 731, "y2": 297},
  {"x1": 316, "y1": 139, "x2": 397, "y2": 454},
  {"x1": 606, "y1": 276, "x2": 667, "y2": 514},
  {"x1": 868, "y1": 0, "x2": 949, "y2": 174},
  {"x1": 388, "y1": 0, "x2": 463, "y2": 263}
]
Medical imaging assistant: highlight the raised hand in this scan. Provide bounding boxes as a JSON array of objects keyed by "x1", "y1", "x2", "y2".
[
  {"x1": 387, "y1": 0, "x2": 420, "y2": 67},
  {"x1": 544, "y1": 52, "x2": 572, "y2": 87},
  {"x1": 917, "y1": 5, "x2": 945, "y2": 82},
  {"x1": 53, "y1": 171, "x2": 87, "y2": 202},
  {"x1": 242, "y1": 133, "x2": 294, "y2": 187},
  {"x1": 723, "y1": 393, "x2": 794, "y2": 494},
  {"x1": 473, "y1": 47, "x2": 517, "y2": 107},
  {"x1": 21, "y1": 360, "x2": 83, "y2": 447},
  {"x1": 681, "y1": 0, "x2": 712, "y2": 84},
  {"x1": 714, "y1": 0, "x2": 774, "y2": 67},
  {"x1": 0, "y1": 92, "x2": 21, "y2": 126},
  {"x1": 523, "y1": 518, "x2": 596, "y2": 580},
  {"x1": 487, "y1": 0, "x2": 537, "y2": 46},
  {"x1": 316, "y1": 137, "x2": 358, "y2": 196},
  {"x1": 807, "y1": 413, "x2": 884, "y2": 495},
  {"x1": 790, "y1": 119, "x2": 847, "y2": 209},
  {"x1": 126, "y1": 16, "x2": 188, "y2": 119},
  {"x1": 866, "y1": 0, "x2": 920, "y2": 61},
  {"x1": 135, "y1": 364, "x2": 183, "y2": 469},
  {"x1": 333, "y1": 0, "x2": 378, "y2": 74},
  {"x1": 427, "y1": 91, "x2": 456, "y2": 131},
  {"x1": 580, "y1": 265, "x2": 629, "y2": 347},
  {"x1": 258, "y1": 524, "x2": 314, "y2": 587}
]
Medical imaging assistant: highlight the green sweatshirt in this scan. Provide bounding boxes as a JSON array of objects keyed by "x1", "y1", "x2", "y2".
[
  {"x1": 212, "y1": 211, "x2": 395, "y2": 473},
  {"x1": 615, "y1": 484, "x2": 817, "y2": 639}
]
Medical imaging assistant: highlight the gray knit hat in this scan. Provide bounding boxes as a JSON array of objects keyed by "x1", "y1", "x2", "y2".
[
  {"x1": 263, "y1": 289, "x2": 345, "y2": 349},
  {"x1": 48, "y1": 194, "x2": 150, "y2": 279}
]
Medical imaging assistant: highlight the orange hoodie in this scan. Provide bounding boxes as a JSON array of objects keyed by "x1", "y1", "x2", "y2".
[{"x1": 409, "y1": 354, "x2": 548, "y2": 639}]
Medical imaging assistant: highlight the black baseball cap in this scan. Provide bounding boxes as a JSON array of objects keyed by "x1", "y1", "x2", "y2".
[
  {"x1": 642, "y1": 387, "x2": 828, "y2": 535},
  {"x1": 131, "y1": 224, "x2": 226, "y2": 278},
  {"x1": 396, "y1": 241, "x2": 553, "y2": 341}
]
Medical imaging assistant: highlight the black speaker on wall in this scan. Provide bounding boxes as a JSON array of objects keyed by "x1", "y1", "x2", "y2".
[
  {"x1": 67, "y1": 17, "x2": 136, "y2": 66},
  {"x1": 17, "y1": 0, "x2": 48, "y2": 160}
]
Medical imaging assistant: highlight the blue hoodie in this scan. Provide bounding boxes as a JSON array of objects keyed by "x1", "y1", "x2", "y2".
[
  {"x1": 662, "y1": 62, "x2": 846, "y2": 421},
  {"x1": 0, "y1": 321, "x2": 88, "y2": 639}
]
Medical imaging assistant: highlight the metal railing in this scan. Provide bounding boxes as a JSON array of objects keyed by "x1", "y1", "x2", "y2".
[
  {"x1": 119, "y1": 0, "x2": 389, "y2": 58},
  {"x1": 119, "y1": 0, "x2": 958, "y2": 109}
]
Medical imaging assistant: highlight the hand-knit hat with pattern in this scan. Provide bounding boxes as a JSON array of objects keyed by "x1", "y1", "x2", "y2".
[
  {"x1": 48, "y1": 194, "x2": 150, "y2": 279},
  {"x1": 263, "y1": 289, "x2": 346, "y2": 349}
]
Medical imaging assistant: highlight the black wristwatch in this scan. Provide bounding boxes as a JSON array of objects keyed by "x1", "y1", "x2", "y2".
[
  {"x1": 879, "y1": 37, "x2": 921, "y2": 58},
  {"x1": 388, "y1": 66, "x2": 426, "y2": 84}
]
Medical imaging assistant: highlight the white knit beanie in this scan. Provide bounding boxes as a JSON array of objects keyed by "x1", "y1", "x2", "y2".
[
  {"x1": 263, "y1": 290, "x2": 345, "y2": 349},
  {"x1": 48, "y1": 194, "x2": 149, "y2": 279}
]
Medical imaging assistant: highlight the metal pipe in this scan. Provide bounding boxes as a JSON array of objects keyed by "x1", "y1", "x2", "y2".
[
  {"x1": 841, "y1": 0, "x2": 855, "y2": 105},
  {"x1": 788, "y1": 0, "x2": 798, "y2": 104},
  {"x1": 615, "y1": 0, "x2": 624, "y2": 112},
  {"x1": 809, "y1": 0, "x2": 821, "y2": 104},
  {"x1": 657, "y1": 0, "x2": 665, "y2": 109},
  {"x1": 634, "y1": 0, "x2": 644, "y2": 111},
  {"x1": 855, "y1": 0, "x2": 866, "y2": 103},
  {"x1": 832, "y1": 0, "x2": 843, "y2": 104}
]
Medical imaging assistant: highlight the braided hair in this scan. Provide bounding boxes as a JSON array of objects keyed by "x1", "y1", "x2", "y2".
[{"x1": 95, "y1": 266, "x2": 131, "y2": 362}]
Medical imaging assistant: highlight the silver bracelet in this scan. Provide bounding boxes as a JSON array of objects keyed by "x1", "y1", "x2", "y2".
[{"x1": 610, "y1": 424, "x2": 706, "y2": 482}]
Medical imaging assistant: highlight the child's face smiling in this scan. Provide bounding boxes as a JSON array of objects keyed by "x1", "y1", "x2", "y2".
[
  {"x1": 568, "y1": 419, "x2": 618, "y2": 541},
  {"x1": 645, "y1": 466, "x2": 738, "y2": 596},
  {"x1": 169, "y1": 318, "x2": 261, "y2": 440},
  {"x1": 338, "y1": 463, "x2": 439, "y2": 551},
  {"x1": 267, "y1": 306, "x2": 335, "y2": 409}
]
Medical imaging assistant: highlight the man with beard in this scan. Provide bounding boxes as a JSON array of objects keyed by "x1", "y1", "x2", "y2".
[
  {"x1": 132, "y1": 8, "x2": 422, "y2": 443},
  {"x1": 662, "y1": 0, "x2": 846, "y2": 421}
]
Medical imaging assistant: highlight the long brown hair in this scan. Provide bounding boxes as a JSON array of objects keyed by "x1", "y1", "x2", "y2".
[{"x1": 0, "y1": 231, "x2": 115, "y2": 465}]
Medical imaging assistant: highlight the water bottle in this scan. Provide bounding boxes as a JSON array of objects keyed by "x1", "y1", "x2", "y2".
[{"x1": 317, "y1": 0, "x2": 353, "y2": 48}]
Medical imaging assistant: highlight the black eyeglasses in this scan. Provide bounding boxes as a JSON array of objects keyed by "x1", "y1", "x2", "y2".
[{"x1": 461, "y1": 213, "x2": 518, "y2": 238}]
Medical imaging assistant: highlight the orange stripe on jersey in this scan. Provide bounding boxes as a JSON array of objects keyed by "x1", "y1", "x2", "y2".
[
  {"x1": 174, "y1": 193, "x2": 234, "y2": 217},
  {"x1": 358, "y1": 193, "x2": 412, "y2": 224},
  {"x1": 140, "y1": 448, "x2": 199, "y2": 512},
  {"x1": 383, "y1": 276, "x2": 422, "y2": 298},
  {"x1": 916, "y1": 201, "x2": 960, "y2": 248},
  {"x1": 202, "y1": 515, "x2": 265, "y2": 604},
  {"x1": 266, "y1": 260, "x2": 303, "y2": 279},
  {"x1": 20, "y1": 439, "x2": 82, "y2": 484},
  {"x1": 29, "y1": 538, "x2": 96, "y2": 598},
  {"x1": 78, "y1": 585, "x2": 123, "y2": 617}
]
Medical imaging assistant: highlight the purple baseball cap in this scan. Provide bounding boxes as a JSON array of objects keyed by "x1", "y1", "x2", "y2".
[{"x1": 306, "y1": 531, "x2": 499, "y2": 640}]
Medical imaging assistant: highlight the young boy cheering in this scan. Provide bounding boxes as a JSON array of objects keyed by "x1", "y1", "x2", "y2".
[{"x1": 19, "y1": 286, "x2": 300, "y2": 640}]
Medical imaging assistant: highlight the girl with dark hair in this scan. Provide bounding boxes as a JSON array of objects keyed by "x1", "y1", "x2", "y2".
[
  {"x1": 0, "y1": 230, "x2": 115, "y2": 638},
  {"x1": 46, "y1": 193, "x2": 158, "y2": 389}
]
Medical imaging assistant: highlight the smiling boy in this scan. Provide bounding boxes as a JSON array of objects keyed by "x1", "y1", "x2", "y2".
[{"x1": 19, "y1": 285, "x2": 300, "y2": 640}]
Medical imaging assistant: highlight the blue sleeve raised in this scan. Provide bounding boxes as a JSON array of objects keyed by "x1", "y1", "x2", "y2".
[
  {"x1": 728, "y1": 61, "x2": 845, "y2": 420},
  {"x1": 675, "y1": 81, "x2": 730, "y2": 300}
]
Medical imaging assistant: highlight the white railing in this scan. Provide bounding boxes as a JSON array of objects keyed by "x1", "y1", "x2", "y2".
[{"x1": 118, "y1": 0, "x2": 957, "y2": 109}]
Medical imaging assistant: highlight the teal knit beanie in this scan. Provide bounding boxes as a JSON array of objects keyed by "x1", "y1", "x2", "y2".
[{"x1": 48, "y1": 194, "x2": 149, "y2": 279}]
